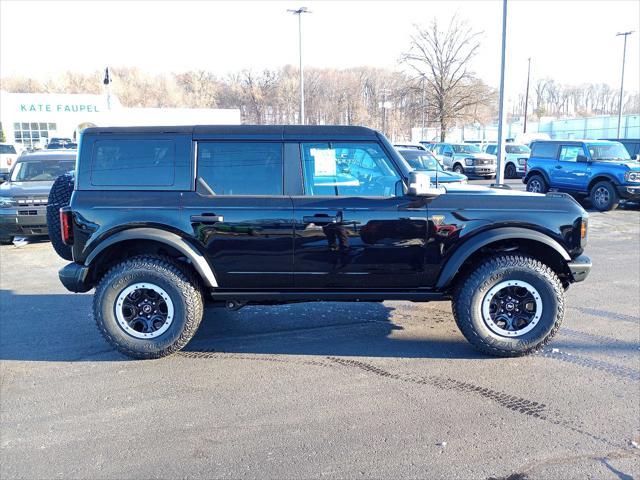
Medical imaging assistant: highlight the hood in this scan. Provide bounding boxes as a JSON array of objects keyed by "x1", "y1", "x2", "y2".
[
  {"x1": 453, "y1": 152, "x2": 495, "y2": 161},
  {"x1": 420, "y1": 169, "x2": 467, "y2": 183},
  {"x1": 442, "y1": 183, "x2": 541, "y2": 196},
  {"x1": 591, "y1": 160, "x2": 640, "y2": 171},
  {"x1": 0, "y1": 181, "x2": 54, "y2": 197}
]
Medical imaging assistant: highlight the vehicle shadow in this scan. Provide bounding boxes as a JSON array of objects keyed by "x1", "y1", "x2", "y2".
[{"x1": 0, "y1": 290, "x2": 485, "y2": 362}]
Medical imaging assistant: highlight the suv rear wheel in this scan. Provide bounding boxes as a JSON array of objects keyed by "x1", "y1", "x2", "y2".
[
  {"x1": 505, "y1": 162, "x2": 517, "y2": 179},
  {"x1": 526, "y1": 174, "x2": 548, "y2": 193},
  {"x1": 590, "y1": 180, "x2": 619, "y2": 211},
  {"x1": 452, "y1": 254, "x2": 564, "y2": 357},
  {"x1": 94, "y1": 256, "x2": 203, "y2": 359}
]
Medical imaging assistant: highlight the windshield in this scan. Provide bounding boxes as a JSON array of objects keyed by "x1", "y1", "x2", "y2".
[
  {"x1": 587, "y1": 143, "x2": 631, "y2": 161},
  {"x1": 10, "y1": 160, "x2": 75, "y2": 182},
  {"x1": 452, "y1": 144, "x2": 481, "y2": 154},
  {"x1": 505, "y1": 145, "x2": 530, "y2": 154},
  {"x1": 399, "y1": 150, "x2": 443, "y2": 171}
]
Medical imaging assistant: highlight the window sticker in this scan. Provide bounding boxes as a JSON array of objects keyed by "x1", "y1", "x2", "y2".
[{"x1": 310, "y1": 148, "x2": 337, "y2": 176}]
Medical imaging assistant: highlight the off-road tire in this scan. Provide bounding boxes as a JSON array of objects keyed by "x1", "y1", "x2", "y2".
[
  {"x1": 46, "y1": 173, "x2": 74, "y2": 260},
  {"x1": 526, "y1": 174, "x2": 548, "y2": 194},
  {"x1": 452, "y1": 254, "x2": 565, "y2": 357},
  {"x1": 589, "y1": 180, "x2": 619, "y2": 211},
  {"x1": 505, "y1": 162, "x2": 517, "y2": 179},
  {"x1": 93, "y1": 255, "x2": 203, "y2": 359}
]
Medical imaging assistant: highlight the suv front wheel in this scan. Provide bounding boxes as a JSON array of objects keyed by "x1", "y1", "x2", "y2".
[
  {"x1": 590, "y1": 180, "x2": 619, "y2": 211},
  {"x1": 452, "y1": 254, "x2": 564, "y2": 357},
  {"x1": 94, "y1": 256, "x2": 203, "y2": 359},
  {"x1": 453, "y1": 164, "x2": 464, "y2": 174}
]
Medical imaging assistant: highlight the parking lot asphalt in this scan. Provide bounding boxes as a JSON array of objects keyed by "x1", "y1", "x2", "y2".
[{"x1": 1, "y1": 183, "x2": 639, "y2": 480}]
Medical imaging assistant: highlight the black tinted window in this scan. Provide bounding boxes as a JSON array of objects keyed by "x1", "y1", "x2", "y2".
[
  {"x1": 531, "y1": 143, "x2": 559, "y2": 159},
  {"x1": 91, "y1": 139, "x2": 175, "y2": 186},
  {"x1": 0, "y1": 145, "x2": 16, "y2": 154},
  {"x1": 197, "y1": 142, "x2": 283, "y2": 195}
]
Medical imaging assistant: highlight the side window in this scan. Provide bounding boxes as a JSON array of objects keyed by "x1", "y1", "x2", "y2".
[
  {"x1": 301, "y1": 142, "x2": 400, "y2": 196},
  {"x1": 531, "y1": 143, "x2": 559, "y2": 159},
  {"x1": 432, "y1": 145, "x2": 442, "y2": 155},
  {"x1": 443, "y1": 145, "x2": 453, "y2": 154},
  {"x1": 91, "y1": 139, "x2": 175, "y2": 186},
  {"x1": 559, "y1": 145, "x2": 583, "y2": 162},
  {"x1": 197, "y1": 142, "x2": 283, "y2": 195}
]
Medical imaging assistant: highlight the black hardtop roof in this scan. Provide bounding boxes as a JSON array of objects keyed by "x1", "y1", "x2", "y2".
[{"x1": 82, "y1": 124, "x2": 380, "y2": 141}]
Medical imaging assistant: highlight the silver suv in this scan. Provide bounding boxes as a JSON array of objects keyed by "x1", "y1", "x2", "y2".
[{"x1": 431, "y1": 143, "x2": 497, "y2": 178}]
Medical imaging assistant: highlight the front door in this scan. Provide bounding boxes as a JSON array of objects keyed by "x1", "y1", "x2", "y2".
[
  {"x1": 553, "y1": 144, "x2": 589, "y2": 190},
  {"x1": 292, "y1": 142, "x2": 428, "y2": 288},
  {"x1": 181, "y1": 141, "x2": 294, "y2": 289}
]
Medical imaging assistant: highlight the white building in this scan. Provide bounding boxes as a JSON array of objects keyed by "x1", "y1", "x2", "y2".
[{"x1": 0, "y1": 91, "x2": 241, "y2": 148}]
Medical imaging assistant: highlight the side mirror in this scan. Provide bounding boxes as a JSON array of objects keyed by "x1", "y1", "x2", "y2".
[
  {"x1": 576, "y1": 154, "x2": 589, "y2": 163},
  {"x1": 406, "y1": 171, "x2": 445, "y2": 197}
]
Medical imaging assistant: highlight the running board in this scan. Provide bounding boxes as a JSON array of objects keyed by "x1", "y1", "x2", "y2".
[{"x1": 209, "y1": 290, "x2": 447, "y2": 303}]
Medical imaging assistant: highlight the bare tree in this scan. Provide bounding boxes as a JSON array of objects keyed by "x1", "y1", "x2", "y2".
[{"x1": 402, "y1": 15, "x2": 487, "y2": 140}]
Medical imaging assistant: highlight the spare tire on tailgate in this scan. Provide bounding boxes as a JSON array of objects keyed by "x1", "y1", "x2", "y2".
[{"x1": 47, "y1": 172, "x2": 74, "y2": 260}]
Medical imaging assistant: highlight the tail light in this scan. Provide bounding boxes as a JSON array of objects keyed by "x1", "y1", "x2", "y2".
[
  {"x1": 60, "y1": 207, "x2": 74, "y2": 245},
  {"x1": 7, "y1": 158, "x2": 12, "y2": 166},
  {"x1": 523, "y1": 158, "x2": 527, "y2": 174}
]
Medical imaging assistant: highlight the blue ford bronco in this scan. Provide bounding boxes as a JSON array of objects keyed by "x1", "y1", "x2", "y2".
[
  {"x1": 524, "y1": 139, "x2": 640, "y2": 211},
  {"x1": 52, "y1": 125, "x2": 591, "y2": 359}
]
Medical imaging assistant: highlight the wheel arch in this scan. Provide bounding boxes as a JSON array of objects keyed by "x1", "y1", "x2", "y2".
[
  {"x1": 587, "y1": 174, "x2": 619, "y2": 191},
  {"x1": 84, "y1": 228, "x2": 218, "y2": 288},
  {"x1": 524, "y1": 168, "x2": 550, "y2": 184},
  {"x1": 436, "y1": 227, "x2": 572, "y2": 290}
]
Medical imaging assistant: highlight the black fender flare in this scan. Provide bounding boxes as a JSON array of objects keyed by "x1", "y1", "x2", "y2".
[
  {"x1": 435, "y1": 227, "x2": 571, "y2": 289},
  {"x1": 586, "y1": 174, "x2": 620, "y2": 191},
  {"x1": 524, "y1": 168, "x2": 551, "y2": 185},
  {"x1": 84, "y1": 227, "x2": 218, "y2": 287}
]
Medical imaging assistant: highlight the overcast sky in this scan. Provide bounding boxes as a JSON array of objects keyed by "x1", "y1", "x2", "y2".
[{"x1": 1, "y1": 0, "x2": 639, "y2": 103}]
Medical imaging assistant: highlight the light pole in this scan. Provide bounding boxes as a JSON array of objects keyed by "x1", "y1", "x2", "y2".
[
  {"x1": 616, "y1": 31, "x2": 633, "y2": 138},
  {"x1": 288, "y1": 7, "x2": 311, "y2": 125},
  {"x1": 495, "y1": 0, "x2": 508, "y2": 185},
  {"x1": 523, "y1": 57, "x2": 531, "y2": 134},
  {"x1": 420, "y1": 73, "x2": 427, "y2": 140}
]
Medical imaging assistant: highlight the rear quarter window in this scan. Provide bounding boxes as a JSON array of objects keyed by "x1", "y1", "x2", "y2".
[
  {"x1": 91, "y1": 139, "x2": 175, "y2": 186},
  {"x1": 531, "y1": 143, "x2": 559, "y2": 159}
]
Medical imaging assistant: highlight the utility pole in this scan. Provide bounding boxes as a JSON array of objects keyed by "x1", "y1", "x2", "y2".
[
  {"x1": 288, "y1": 7, "x2": 311, "y2": 125},
  {"x1": 523, "y1": 57, "x2": 531, "y2": 134},
  {"x1": 616, "y1": 31, "x2": 633, "y2": 138},
  {"x1": 496, "y1": 0, "x2": 508, "y2": 184}
]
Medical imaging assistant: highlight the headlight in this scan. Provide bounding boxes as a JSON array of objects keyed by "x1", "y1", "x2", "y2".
[
  {"x1": 517, "y1": 158, "x2": 527, "y2": 165},
  {"x1": 625, "y1": 171, "x2": 640, "y2": 182},
  {"x1": 0, "y1": 196, "x2": 17, "y2": 208},
  {"x1": 464, "y1": 157, "x2": 475, "y2": 166}
]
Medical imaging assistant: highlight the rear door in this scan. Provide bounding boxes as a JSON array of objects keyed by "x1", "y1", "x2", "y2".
[
  {"x1": 181, "y1": 141, "x2": 294, "y2": 289},
  {"x1": 292, "y1": 141, "x2": 428, "y2": 288}
]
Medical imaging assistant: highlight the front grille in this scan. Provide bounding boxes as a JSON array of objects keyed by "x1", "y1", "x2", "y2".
[{"x1": 18, "y1": 210, "x2": 38, "y2": 216}]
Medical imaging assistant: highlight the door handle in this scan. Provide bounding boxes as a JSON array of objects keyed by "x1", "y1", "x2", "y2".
[
  {"x1": 555, "y1": 165, "x2": 562, "y2": 169},
  {"x1": 190, "y1": 214, "x2": 224, "y2": 223},
  {"x1": 303, "y1": 215, "x2": 338, "y2": 225}
]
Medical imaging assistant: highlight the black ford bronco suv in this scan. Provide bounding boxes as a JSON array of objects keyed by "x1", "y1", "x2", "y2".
[{"x1": 55, "y1": 125, "x2": 591, "y2": 359}]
